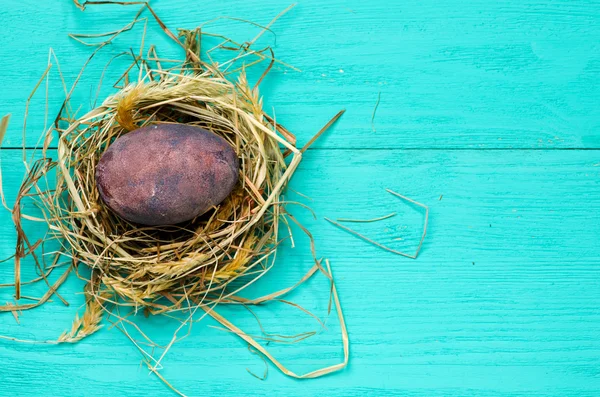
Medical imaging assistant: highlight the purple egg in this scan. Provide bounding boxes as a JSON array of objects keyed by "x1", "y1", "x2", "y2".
[{"x1": 96, "y1": 124, "x2": 239, "y2": 225}]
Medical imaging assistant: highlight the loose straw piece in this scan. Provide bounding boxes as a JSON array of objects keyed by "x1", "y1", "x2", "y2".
[
  {"x1": 371, "y1": 91, "x2": 381, "y2": 133},
  {"x1": 0, "y1": 114, "x2": 11, "y2": 211},
  {"x1": 0, "y1": 114, "x2": 10, "y2": 145},
  {"x1": 300, "y1": 109, "x2": 346, "y2": 153},
  {"x1": 0, "y1": 266, "x2": 71, "y2": 312},
  {"x1": 336, "y1": 212, "x2": 396, "y2": 223},
  {"x1": 202, "y1": 259, "x2": 348, "y2": 379},
  {"x1": 248, "y1": 3, "x2": 296, "y2": 46},
  {"x1": 326, "y1": 189, "x2": 429, "y2": 259}
]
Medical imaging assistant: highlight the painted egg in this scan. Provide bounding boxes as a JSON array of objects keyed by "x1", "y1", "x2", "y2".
[{"x1": 95, "y1": 124, "x2": 239, "y2": 225}]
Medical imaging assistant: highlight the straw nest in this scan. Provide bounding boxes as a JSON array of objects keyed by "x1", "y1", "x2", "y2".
[
  {"x1": 1, "y1": 4, "x2": 349, "y2": 382},
  {"x1": 75, "y1": 70, "x2": 294, "y2": 318},
  {"x1": 19, "y1": 54, "x2": 313, "y2": 344}
]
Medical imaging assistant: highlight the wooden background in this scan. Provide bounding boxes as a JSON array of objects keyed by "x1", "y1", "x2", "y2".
[{"x1": 1, "y1": 1, "x2": 599, "y2": 396}]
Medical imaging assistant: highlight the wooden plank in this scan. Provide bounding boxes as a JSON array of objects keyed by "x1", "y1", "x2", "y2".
[
  {"x1": 1, "y1": 1, "x2": 600, "y2": 149},
  {"x1": 1, "y1": 148, "x2": 599, "y2": 396}
]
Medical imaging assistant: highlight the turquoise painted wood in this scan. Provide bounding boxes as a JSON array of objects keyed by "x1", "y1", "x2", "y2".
[
  {"x1": 1, "y1": 1, "x2": 600, "y2": 149},
  {"x1": 1, "y1": 1, "x2": 600, "y2": 396}
]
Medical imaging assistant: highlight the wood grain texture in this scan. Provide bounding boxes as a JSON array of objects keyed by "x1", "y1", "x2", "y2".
[
  {"x1": 1, "y1": 148, "x2": 599, "y2": 396},
  {"x1": 0, "y1": 1, "x2": 599, "y2": 149}
]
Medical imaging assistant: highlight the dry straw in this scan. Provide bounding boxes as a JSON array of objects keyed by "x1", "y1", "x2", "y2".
[{"x1": 0, "y1": 1, "x2": 348, "y2": 389}]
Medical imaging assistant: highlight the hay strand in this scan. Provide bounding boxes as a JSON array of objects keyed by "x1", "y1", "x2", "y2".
[
  {"x1": 203, "y1": 260, "x2": 348, "y2": 379},
  {"x1": 325, "y1": 189, "x2": 429, "y2": 259},
  {"x1": 336, "y1": 212, "x2": 396, "y2": 223}
]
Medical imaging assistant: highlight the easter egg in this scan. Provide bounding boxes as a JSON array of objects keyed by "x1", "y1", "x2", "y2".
[{"x1": 95, "y1": 124, "x2": 239, "y2": 225}]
